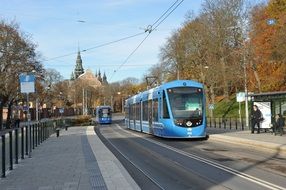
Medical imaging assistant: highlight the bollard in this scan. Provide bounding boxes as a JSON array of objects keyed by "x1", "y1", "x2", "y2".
[
  {"x1": 15, "y1": 129, "x2": 19, "y2": 164},
  {"x1": 21, "y1": 127, "x2": 24, "y2": 159},
  {"x1": 25, "y1": 126, "x2": 28, "y2": 156},
  {"x1": 65, "y1": 125, "x2": 68, "y2": 131},
  {"x1": 9, "y1": 131, "x2": 13, "y2": 170},
  {"x1": 2, "y1": 135, "x2": 6, "y2": 178},
  {"x1": 56, "y1": 128, "x2": 60, "y2": 137}
]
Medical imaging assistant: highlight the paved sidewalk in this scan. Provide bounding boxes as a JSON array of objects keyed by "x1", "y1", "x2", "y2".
[
  {"x1": 0, "y1": 126, "x2": 139, "y2": 190},
  {"x1": 208, "y1": 128, "x2": 286, "y2": 154}
]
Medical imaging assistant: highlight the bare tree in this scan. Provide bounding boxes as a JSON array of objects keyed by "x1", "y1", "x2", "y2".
[{"x1": 0, "y1": 20, "x2": 42, "y2": 129}]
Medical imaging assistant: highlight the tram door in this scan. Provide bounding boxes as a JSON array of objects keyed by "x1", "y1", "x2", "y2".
[{"x1": 148, "y1": 100, "x2": 153, "y2": 134}]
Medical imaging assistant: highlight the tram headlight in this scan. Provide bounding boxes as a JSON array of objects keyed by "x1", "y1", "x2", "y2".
[{"x1": 174, "y1": 119, "x2": 184, "y2": 126}]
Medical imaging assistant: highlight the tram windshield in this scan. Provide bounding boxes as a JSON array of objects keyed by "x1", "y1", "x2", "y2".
[
  {"x1": 167, "y1": 87, "x2": 203, "y2": 119},
  {"x1": 99, "y1": 108, "x2": 111, "y2": 118}
]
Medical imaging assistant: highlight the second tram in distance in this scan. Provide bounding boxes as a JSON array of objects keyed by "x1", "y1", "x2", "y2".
[
  {"x1": 125, "y1": 80, "x2": 207, "y2": 138},
  {"x1": 96, "y1": 106, "x2": 112, "y2": 124}
]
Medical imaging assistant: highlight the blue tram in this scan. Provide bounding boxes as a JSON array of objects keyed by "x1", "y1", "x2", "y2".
[
  {"x1": 125, "y1": 80, "x2": 207, "y2": 138},
  {"x1": 96, "y1": 106, "x2": 112, "y2": 124}
]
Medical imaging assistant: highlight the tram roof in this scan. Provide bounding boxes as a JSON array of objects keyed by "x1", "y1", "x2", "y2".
[
  {"x1": 250, "y1": 91, "x2": 286, "y2": 97},
  {"x1": 125, "y1": 80, "x2": 203, "y2": 104}
]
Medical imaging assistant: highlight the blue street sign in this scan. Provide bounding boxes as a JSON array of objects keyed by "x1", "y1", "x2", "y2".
[
  {"x1": 267, "y1": 18, "x2": 276, "y2": 26},
  {"x1": 23, "y1": 105, "x2": 29, "y2": 111},
  {"x1": 19, "y1": 74, "x2": 35, "y2": 93},
  {"x1": 19, "y1": 75, "x2": 35, "y2": 83}
]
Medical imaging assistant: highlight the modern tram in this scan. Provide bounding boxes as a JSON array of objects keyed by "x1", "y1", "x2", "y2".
[
  {"x1": 125, "y1": 80, "x2": 207, "y2": 138},
  {"x1": 96, "y1": 106, "x2": 112, "y2": 124}
]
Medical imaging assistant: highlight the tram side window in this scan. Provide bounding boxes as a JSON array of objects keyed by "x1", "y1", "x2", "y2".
[
  {"x1": 143, "y1": 101, "x2": 148, "y2": 121},
  {"x1": 130, "y1": 104, "x2": 134, "y2": 120},
  {"x1": 163, "y1": 91, "x2": 170, "y2": 119},
  {"x1": 133, "y1": 104, "x2": 136, "y2": 120},
  {"x1": 136, "y1": 103, "x2": 140, "y2": 120},
  {"x1": 153, "y1": 99, "x2": 158, "y2": 122},
  {"x1": 125, "y1": 105, "x2": 129, "y2": 119}
]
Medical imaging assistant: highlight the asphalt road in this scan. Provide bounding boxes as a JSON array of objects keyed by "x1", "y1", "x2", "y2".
[{"x1": 96, "y1": 119, "x2": 286, "y2": 190}]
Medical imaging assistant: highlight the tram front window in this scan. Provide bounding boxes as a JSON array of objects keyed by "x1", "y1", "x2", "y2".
[
  {"x1": 168, "y1": 87, "x2": 203, "y2": 120},
  {"x1": 100, "y1": 108, "x2": 111, "y2": 118}
]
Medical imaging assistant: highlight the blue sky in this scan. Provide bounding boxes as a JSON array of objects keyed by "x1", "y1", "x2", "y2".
[{"x1": 1, "y1": 0, "x2": 204, "y2": 82}]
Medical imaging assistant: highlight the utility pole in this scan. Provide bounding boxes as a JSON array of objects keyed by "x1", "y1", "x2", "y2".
[{"x1": 243, "y1": 47, "x2": 249, "y2": 129}]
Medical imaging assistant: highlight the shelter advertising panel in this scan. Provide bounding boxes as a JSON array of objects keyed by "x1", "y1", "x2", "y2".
[{"x1": 254, "y1": 102, "x2": 271, "y2": 129}]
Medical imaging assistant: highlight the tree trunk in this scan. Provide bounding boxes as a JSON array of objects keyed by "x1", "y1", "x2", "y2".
[
  {"x1": 221, "y1": 57, "x2": 229, "y2": 101},
  {"x1": 6, "y1": 100, "x2": 14, "y2": 128}
]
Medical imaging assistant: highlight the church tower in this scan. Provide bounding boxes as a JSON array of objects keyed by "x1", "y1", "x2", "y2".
[{"x1": 74, "y1": 51, "x2": 84, "y2": 79}]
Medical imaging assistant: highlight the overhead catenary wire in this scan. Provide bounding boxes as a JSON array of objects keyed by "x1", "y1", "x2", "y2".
[
  {"x1": 151, "y1": 0, "x2": 180, "y2": 27},
  {"x1": 110, "y1": 0, "x2": 185, "y2": 79},
  {"x1": 152, "y1": 0, "x2": 184, "y2": 31},
  {"x1": 110, "y1": 32, "x2": 151, "y2": 80},
  {"x1": 43, "y1": 31, "x2": 146, "y2": 62}
]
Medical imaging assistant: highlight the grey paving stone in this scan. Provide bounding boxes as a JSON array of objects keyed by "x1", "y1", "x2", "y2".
[{"x1": 0, "y1": 127, "x2": 106, "y2": 190}]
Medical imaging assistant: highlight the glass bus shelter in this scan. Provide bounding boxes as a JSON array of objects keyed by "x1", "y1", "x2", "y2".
[{"x1": 250, "y1": 91, "x2": 286, "y2": 124}]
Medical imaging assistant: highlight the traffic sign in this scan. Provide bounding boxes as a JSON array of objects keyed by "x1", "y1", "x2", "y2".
[
  {"x1": 208, "y1": 104, "x2": 215, "y2": 110},
  {"x1": 236, "y1": 92, "x2": 245, "y2": 102},
  {"x1": 59, "y1": 108, "x2": 64, "y2": 114},
  {"x1": 19, "y1": 74, "x2": 35, "y2": 93}
]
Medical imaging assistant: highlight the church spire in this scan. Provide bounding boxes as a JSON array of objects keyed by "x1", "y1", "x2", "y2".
[
  {"x1": 95, "y1": 69, "x2": 98, "y2": 78},
  {"x1": 97, "y1": 69, "x2": 102, "y2": 83},
  {"x1": 102, "y1": 72, "x2": 108, "y2": 85},
  {"x1": 70, "y1": 72, "x2": 75, "y2": 81},
  {"x1": 74, "y1": 50, "x2": 84, "y2": 79}
]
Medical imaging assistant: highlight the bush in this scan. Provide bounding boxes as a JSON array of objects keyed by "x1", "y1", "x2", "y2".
[{"x1": 70, "y1": 115, "x2": 92, "y2": 126}]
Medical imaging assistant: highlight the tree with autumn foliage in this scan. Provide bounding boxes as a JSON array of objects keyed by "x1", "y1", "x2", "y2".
[{"x1": 249, "y1": 0, "x2": 286, "y2": 92}]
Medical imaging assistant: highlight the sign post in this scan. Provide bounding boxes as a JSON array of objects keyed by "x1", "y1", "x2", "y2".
[
  {"x1": 19, "y1": 74, "x2": 35, "y2": 158},
  {"x1": 236, "y1": 92, "x2": 245, "y2": 123}
]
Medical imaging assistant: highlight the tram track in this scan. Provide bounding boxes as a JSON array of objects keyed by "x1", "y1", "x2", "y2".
[
  {"x1": 96, "y1": 121, "x2": 286, "y2": 190},
  {"x1": 96, "y1": 123, "x2": 226, "y2": 189},
  {"x1": 95, "y1": 124, "x2": 165, "y2": 190},
  {"x1": 116, "y1": 124, "x2": 286, "y2": 190}
]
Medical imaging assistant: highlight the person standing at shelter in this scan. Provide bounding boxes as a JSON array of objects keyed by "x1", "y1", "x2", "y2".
[
  {"x1": 273, "y1": 114, "x2": 284, "y2": 136},
  {"x1": 251, "y1": 105, "x2": 263, "y2": 134}
]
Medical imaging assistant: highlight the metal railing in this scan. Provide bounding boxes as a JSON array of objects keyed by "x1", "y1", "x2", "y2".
[
  {"x1": 0, "y1": 119, "x2": 61, "y2": 178},
  {"x1": 207, "y1": 117, "x2": 250, "y2": 131}
]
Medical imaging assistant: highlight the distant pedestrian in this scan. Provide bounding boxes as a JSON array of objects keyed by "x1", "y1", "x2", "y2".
[
  {"x1": 273, "y1": 114, "x2": 284, "y2": 136},
  {"x1": 251, "y1": 105, "x2": 263, "y2": 134},
  {"x1": 14, "y1": 113, "x2": 20, "y2": 128}
]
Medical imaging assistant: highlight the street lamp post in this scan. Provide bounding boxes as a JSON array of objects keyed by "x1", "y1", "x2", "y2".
[{"x1": 117, "y1": 92, "x2": 123, "y2": 113}]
